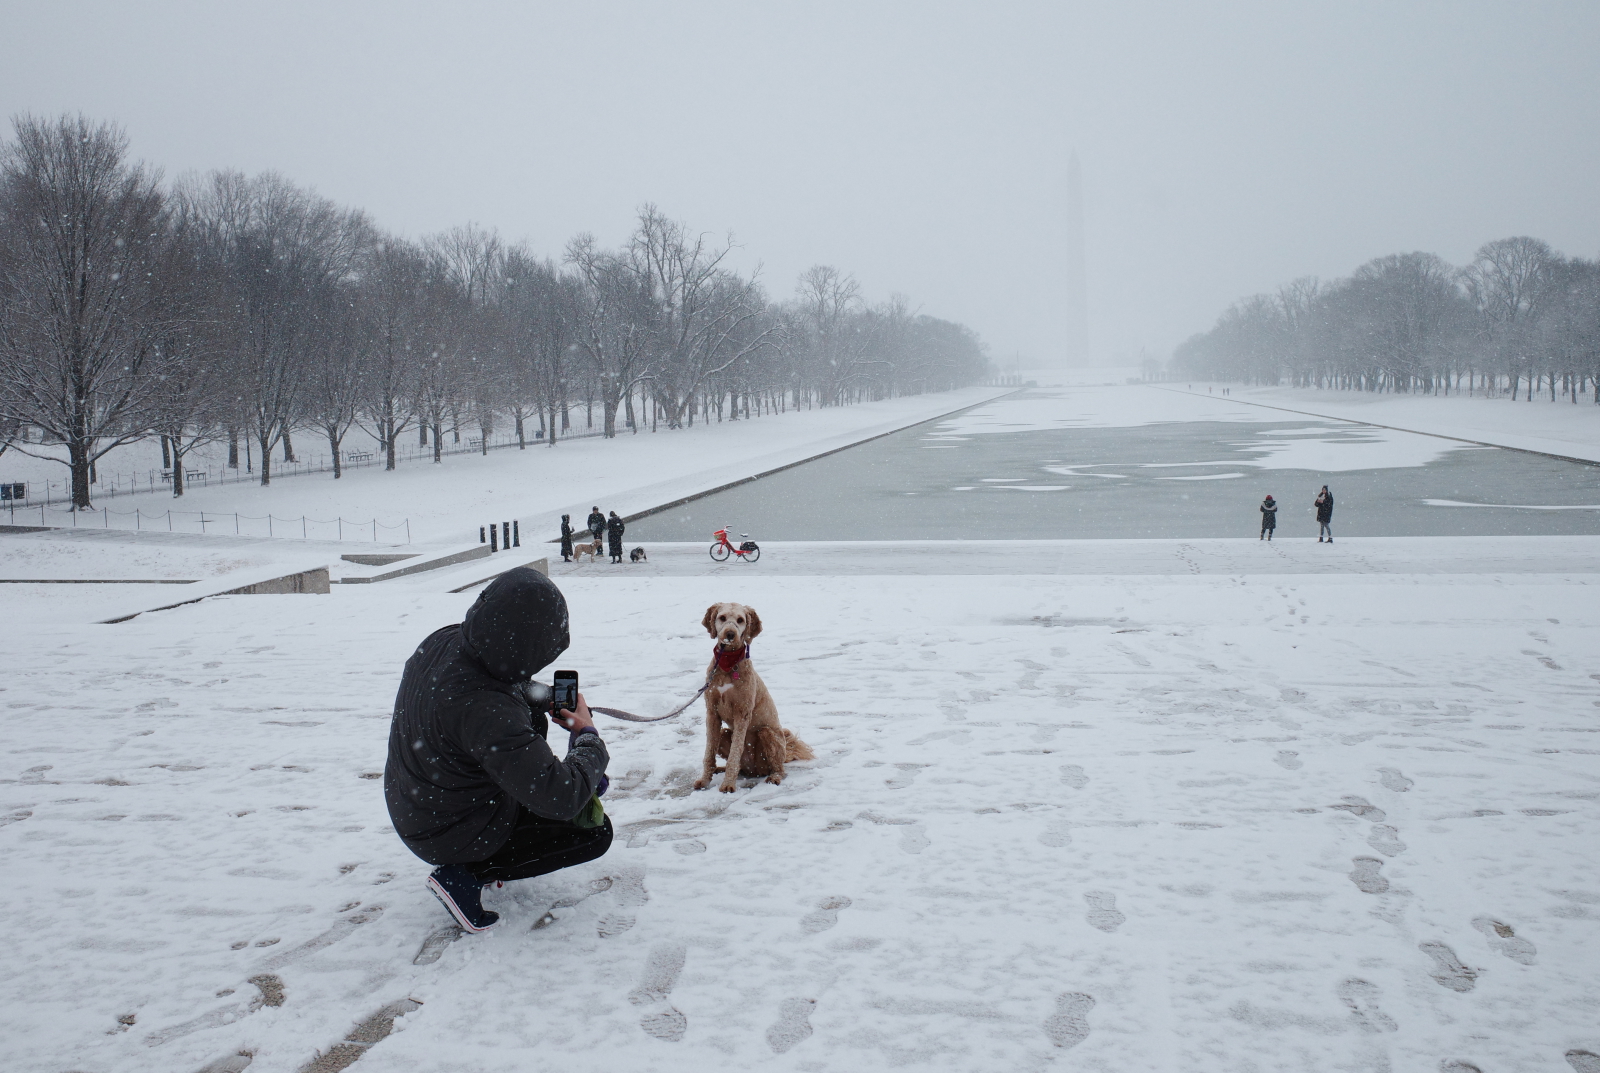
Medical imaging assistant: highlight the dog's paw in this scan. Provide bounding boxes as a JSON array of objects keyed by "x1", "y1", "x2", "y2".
[
  {"x1": 691, "y1": 778, "x2": 709, "y2": 791},
  {"x1": 718, "y1": 782, "x2": 738, "y2": 793},
  {"x1": 765, "y1": 774, "x2": 784, "y2": 785}
]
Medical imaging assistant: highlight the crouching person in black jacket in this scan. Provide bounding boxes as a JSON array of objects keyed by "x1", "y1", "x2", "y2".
[{"x1": 384, "y1": 567, "x2": 611, "y2": 933}]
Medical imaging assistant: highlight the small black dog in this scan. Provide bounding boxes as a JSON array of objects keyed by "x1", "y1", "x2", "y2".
[{"x1": 629, "y1": 547, "x2": 648, "y2": 562}]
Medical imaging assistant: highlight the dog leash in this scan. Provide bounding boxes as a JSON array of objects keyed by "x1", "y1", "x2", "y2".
[
  {"x1": 589, "y1": 683, "x2": 707, "y2": 723},
  {"x1": 588, "y1": 642, "x2": 744, "y2": 722}
]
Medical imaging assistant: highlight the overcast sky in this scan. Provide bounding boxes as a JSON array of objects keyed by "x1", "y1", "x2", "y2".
[{"x1": 4, "y1": 1, "x2": 1597, "y2": 367}]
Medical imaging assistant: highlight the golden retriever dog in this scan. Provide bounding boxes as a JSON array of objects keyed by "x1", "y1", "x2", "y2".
[
  {"x1": 572, "y1": 538, "x2": 602, "y2": 563},
  {"x1": 694, "y1": 602, "x2": 813, "y2": 792}
]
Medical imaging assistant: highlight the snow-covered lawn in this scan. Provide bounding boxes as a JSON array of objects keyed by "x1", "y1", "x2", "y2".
[
  {"x1": 1209, "y1": 383, "x2": 1600, "y2": 465},
  {"x1": 1, "y1": 387, "x2": 1005, "y2": 545},
  {"x1": 5, "y1": 543, "x2": 1598, "y2": 1072}
]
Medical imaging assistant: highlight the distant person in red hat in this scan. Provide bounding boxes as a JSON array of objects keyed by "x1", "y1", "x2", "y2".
[{"x1": 1259, "y1": 495, "x2": 1278, "y2": 541}]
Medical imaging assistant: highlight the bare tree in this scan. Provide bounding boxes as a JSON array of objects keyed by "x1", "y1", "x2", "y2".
[
  {"x1": 566, "y1": 233, "x2": 652, "y2": 437},
  {"x1": 151, "y1": 222, "x2": 231, "y2": 497},
  {"x1": 1463, "y1": 236, "x2": 1556, "y2": 401},
  {"x1": 0, "y1": 115, "x2": 177, "y2": 508},
  {"x1": 356, "y1": 239, "x2": 426, "y2": 469},
  {"x1": 177, "y1": 170, "x2": 371, "y2": 483},
  {"x1": 302, "y1": 285, "x2": 368, "y2": 477},
  {"x1": 625, "y1": 205, "x2": 776, "y2": 427}
]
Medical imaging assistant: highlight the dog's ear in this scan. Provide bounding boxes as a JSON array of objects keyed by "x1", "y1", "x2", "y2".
[
  {"x1": 744, "y1": 606, "x2": 762, "y2": 640},
  {"x1": 702, "y1": 604, "x2": 720, "y2": 636}
]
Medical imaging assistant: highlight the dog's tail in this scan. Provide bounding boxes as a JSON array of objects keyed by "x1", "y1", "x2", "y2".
[{"x1": 782, "y1": 728, "x2": 815, "y2": 762}]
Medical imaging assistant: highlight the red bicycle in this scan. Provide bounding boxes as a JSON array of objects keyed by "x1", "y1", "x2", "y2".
[{"x1": 709, "y1": 526, "x2": 761, "y2": 563}]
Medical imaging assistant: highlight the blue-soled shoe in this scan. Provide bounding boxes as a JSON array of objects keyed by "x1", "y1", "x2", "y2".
[{"x1": 426, "y1": 864, "x2": 499, "y2": 932}]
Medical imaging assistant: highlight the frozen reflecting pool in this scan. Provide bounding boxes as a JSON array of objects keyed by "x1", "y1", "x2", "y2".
[{"x1": 628, "y1": 388, "x2": 1600, "y2": 541}]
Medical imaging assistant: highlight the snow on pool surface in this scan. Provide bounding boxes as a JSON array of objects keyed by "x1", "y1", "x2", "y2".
[
  {"x1": 4, "y1": 549, "x2": 1598, "y2": 1072},
  {"x1": 629, "y1": 385, "x2": 1600, "y2": 541}
]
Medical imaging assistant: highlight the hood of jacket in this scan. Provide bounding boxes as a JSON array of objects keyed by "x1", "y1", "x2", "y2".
[{"x1": 460, "y1": 567, "x2": 569, "y2": 682}]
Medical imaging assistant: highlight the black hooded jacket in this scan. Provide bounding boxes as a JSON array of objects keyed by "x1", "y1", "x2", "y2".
[
  {"x1": 1315, "y1": 491, "x2": 1334, "y2": 523},
  {"x1": 587, "y1": 511, "x2": 605, "y2": 538},
  {"x1": 1260, "y1": 499, "x2": 1278, "y2": 528},
  {"x1": 383, "y1": 567, "x2": 609, "y2": 865}
]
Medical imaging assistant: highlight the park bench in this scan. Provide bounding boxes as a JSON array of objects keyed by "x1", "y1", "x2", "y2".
[{"x1": 345, "y1": 451, "x2": 373, "y2": 463}]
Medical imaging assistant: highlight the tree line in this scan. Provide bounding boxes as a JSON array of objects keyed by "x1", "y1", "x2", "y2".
[
  {"x1": 0, "y1": 115, "x2": 989, "y2": 508},
  {"x1": 1172, "y1": 236, "x2": 1600, "y2": 404}
]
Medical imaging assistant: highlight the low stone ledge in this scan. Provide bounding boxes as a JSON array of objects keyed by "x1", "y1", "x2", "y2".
[{"x1": 337, "y1": 544, "x2": 490, "y2": 584}]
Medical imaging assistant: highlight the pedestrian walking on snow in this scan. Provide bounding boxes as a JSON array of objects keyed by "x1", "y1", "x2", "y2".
[
  {"x1": 606, "y1": 511, "x2": 625, "y2": 564},
  {"x1": 587, "y1": 507, "x2": 605, "y2": 546},
  {"x1": 559, "y1": 514, "x2": 575, "y2": 562},
  {"x1": 1259, "y1": 495, "x2": 1278, "y2": 540},
  {"x1": 1314, "y1": 486, "x2": 1334, "y2": 543}
]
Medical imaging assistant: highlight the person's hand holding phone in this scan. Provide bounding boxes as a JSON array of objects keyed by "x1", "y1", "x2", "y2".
[{"x1": 552, "y1": 691, "x2": 595, "y2": 735}]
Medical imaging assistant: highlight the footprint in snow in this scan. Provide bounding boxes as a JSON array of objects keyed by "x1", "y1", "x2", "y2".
[
  {"x1": 1378, "y1": 767, "x2": 1413, "y2": 792},
  {"x1": 1060, "y1": 764, "x2": 1088, "y2": 789},
  {"x1": 143, "y1": 974, "x2": 284, "y2": 1047},
  {"x1": 1043, "y1": 992, "x2": 1094, "y2": 1049},
  {"x1": 260, "y1": 907, "x2": 382, "y2": 970},
  {"x1": 413, "y1": 925, "x2": 464, "y2": 965},
  {"x1": 900, "y1": 825, "x2": 930, "y2": 854},
  {"x1": 673, "y1": 839, "x2": 706, "y2": 855},
  {"x1": 885, "y1": 763, "x2": 928, "y2": 789},
  {"x1": 1470, "y1": 917, "x2": 1537, "y2": 965},
  {"x1": 1038, "y1": 821, "x2": 1072, "y2": 848},
  {"x1": 1083, "y1": 891, "x2": 1125, "y2": 932},
  {"x1": 1367, "y1": 825, "x2": 1406, "y2": 857},
  {"x1": 195, "y1": 1053, "x2": 254, "y2": 1073},
  {"x1": 598, "y1": 865, "x2": 647, "y2": 938},
  {"x1": 1567, "y1": 1050, "x2": 1600, "y2": 1073},
  {"x1": 1274, "y1": 751, "x2": 1302, "y2": 770},
  {"x1": 800, "y1": 896, "x2": 852, "y2": 934},
  {"x1": 300, "y1": 997, "x2": 421, "y2": 1072},
  {"x1": 1338, "y1": 978, "x2": 1397, "y2": 1033},
  {"x1": 1440, "y1": 1062, "x2": 1484, "y2": 1073},
  {"x1": 1419, "y1": 940, "x2": 1477, "y2": 992},
  {"x1": 532, "y1": 877, "x2": 615, "y2": 931},
  {"x1": 766, "y1": 997, "x2": 817, "y2": 1053},
  {"x1": 629, "y1": 942, "x2": 688, "y2": 1041},
  {"x1": 1330, "y1": 796, "x2": 1386, "y2": 822},
  {"x1": 1349, "y1": 857, "x2": 1389, "y2": 894}
]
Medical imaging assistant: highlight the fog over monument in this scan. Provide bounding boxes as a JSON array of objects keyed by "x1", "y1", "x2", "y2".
[
  {"x1": 1064, "y1": 151, "x2": 1088, "y2": 368},
  {"x1": 4, "y1": 3, "x2": 1597, "y2": 368}
]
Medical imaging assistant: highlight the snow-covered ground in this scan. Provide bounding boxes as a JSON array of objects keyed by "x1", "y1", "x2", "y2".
[
  {"x1": 0, "y1": 387, "x2": 1005, "y2": 545},
  {"x1": 4, "y1": 541, "x2": 1599, "y2": 1073},
  {"x1": 6, "y1": 380, "x2": 1598, "y2": 1072},
  {"x1": 1196, "y1": 383, "x2": 1600, "y2": 465}
]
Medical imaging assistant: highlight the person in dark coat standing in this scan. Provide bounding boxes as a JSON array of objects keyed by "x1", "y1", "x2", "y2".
[
  {"x1": 1259, "y1": 495, "x2": 1278, "y2": 540},
  {"x1": 1314, "y1": 486, "x2": 1334, "y2": 543},
  {"x1": 587, "y1": 507, "x2": 605, "y2": 546},
  {"x1": 384, "y1": 567, "x2": 611, "y2": 932},
  {"x1": 606, "y1": 510, "x2": 625, "y2": 564},
  {"x1": 559, "y1": 514, "x2": 575, "y2": 562}
]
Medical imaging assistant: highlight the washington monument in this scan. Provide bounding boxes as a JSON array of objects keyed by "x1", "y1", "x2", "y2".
[{"x1": 1065, "y1": 151, "x2": 1088, "y2": 365}]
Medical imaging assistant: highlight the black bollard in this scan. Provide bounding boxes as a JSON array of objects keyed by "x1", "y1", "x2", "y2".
[
  {"x1": 502, "y1": 521, "x2": 510, "y2": 549},
  {"x1": 490, "y1": 524, "x2": 498, "y2": 552},
  {"x1": 512, "y1": 520, "x2": 520, "y2": 547},
  {"x1": 479, "y1": 526, "x2": 486, "y2": 544}
]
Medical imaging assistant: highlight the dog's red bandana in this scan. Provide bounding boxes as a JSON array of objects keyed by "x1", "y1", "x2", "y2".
[{"x1": 713, "y1": 643, "x2": 750, "y2": 678}]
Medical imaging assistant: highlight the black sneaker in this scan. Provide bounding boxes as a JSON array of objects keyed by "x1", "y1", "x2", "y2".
[{"x1": 426, "y1": 864, "x2": 499, "y2": 932}]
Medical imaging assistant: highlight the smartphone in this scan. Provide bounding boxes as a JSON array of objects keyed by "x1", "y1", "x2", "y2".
[{"x1": 551, "y1": 670, "x2": 578, "y2": 716}]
